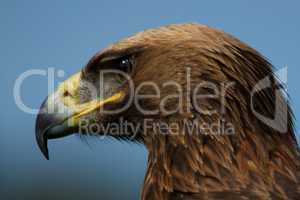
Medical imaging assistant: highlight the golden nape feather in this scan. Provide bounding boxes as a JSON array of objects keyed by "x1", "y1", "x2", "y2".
[{"x1": 129, "y1": 24, "x2": 300, "y2": 200}]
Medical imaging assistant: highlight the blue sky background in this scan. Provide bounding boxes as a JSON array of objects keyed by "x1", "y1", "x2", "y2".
[{"x1": 0, "y1": 1, "x2": 299, "y2": 199}]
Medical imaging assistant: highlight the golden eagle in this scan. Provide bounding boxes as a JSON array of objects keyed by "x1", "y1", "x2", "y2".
[{"x1": 36, "y1": 23, "x2": 300, "y2": 199}]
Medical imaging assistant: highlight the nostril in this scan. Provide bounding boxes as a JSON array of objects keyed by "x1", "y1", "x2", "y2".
[{"x1": 63, "y1": 91, "x2": 71, "y2": 97}]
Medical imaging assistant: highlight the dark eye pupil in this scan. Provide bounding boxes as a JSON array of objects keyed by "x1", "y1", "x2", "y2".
[
  {"x1": 119, "y1": 58, "x2": 132, "y2": 73},
  {"x1": 121, "y1": 59, "x2": 129, "y2": 67}
]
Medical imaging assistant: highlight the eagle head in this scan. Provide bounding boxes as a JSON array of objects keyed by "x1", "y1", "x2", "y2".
[{"x1": 36, "y1": 23, "x2": 224, "y2": 158}]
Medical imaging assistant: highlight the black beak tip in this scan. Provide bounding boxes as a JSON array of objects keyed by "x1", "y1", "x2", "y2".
[
  {"x1": 35, "y1": 121, "x2": 50, "y2": 160},
  {"x1": 36, "y1": 134, "x2": 50, "y2": 160},
  {"x1": 35, "y1": 99, "x2": 50, "y2": 160},
  {"x1": 35, "y1": 97, "x2": 76, "y2": 160}
]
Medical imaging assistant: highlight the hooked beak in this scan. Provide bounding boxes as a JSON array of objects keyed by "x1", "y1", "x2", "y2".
[{"x1": 35, "y1": 72, "x2": 124, "y2": 160}]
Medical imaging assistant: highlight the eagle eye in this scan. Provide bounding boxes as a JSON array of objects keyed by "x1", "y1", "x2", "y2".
[
  {"x1": 117, "y1": 57, "x2": 133, "y2": 74},
  {"x1": 98, "y1": 55, "x2": 134, "y2": 74}
]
